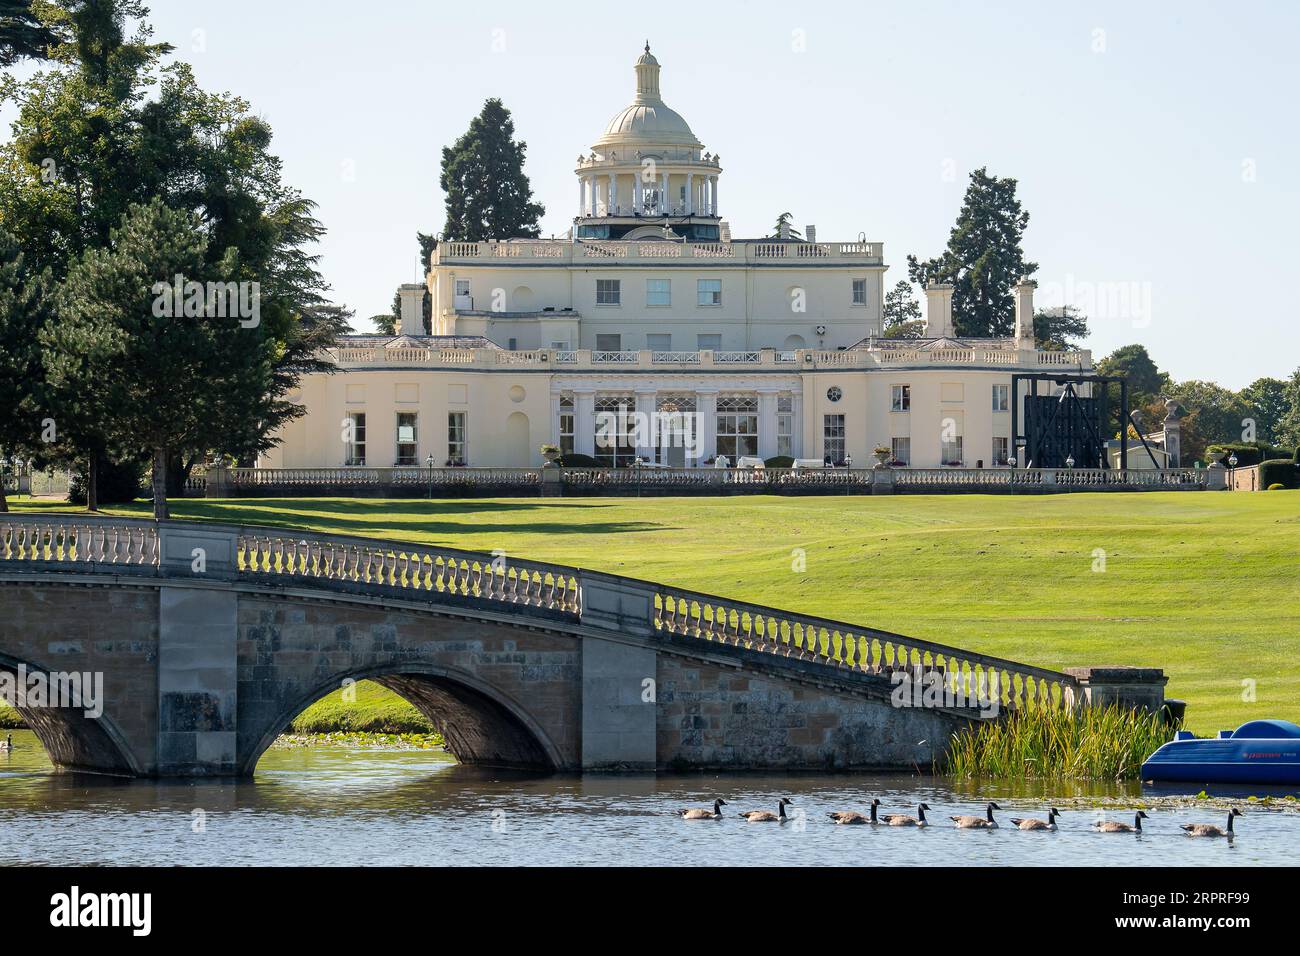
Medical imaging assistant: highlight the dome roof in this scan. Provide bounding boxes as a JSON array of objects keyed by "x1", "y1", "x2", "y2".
[{"x1": 593, "y1": 44, "x2": 702, "y2": 150}]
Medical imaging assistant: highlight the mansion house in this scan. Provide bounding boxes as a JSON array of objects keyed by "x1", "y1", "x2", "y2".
[{"x1": 264, "y1": 46, "x2": 1091, "y2": 472}]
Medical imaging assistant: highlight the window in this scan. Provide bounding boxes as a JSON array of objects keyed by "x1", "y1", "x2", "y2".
[
  {"x1": 697, "y1": 279, "x2": 722, "y2": 306},
  {"x1": 891, "y1": 436, "x2": 910, "y2": 466},
  {"x1": 646, "y1": 278, "x2": 671, "y2": 306},
  {"x1": 823, "y1": 414, "x2": 846, "y2": 466},
  {"x1": 596, "y1": 333, "x2": 622, "y2": 352},
  {"x1": 777, "y1": 395, "x2": 793, "y2": 457},
  {"x1": 992, "y1": 384, "x2": 1010, "y2": 412},
  {"x1": 454, "y1": 279, "x2": 471, "y2": 297},
  {"x1": 507, "y1": 337, "x2": 518, "y2": 351},
  {"x1": 447, "y1": 412, "x2": 467, "y2": 465},
  {"x1": 655, "y1": 394, "x2": 696, "y2": 465},
  {"x1": 716, "y1": 395, "x2": 759, "y2": 463},
  {"x1": 595, "y1": 394, "x2": 638, "y2": 467},
  {"x1": 992, "y1": 436, "x2": 1010, "y2": 466},
  {"x1": 941, "y1": 435, "x2": 964, "y2": 466},
  {"x1": 596, "y1": 279, "x2": 621, "y2": 305},
  {"x1": 344, "y1": 412, "x2": 366, "y2": 466},
  {"x1": 891, "y1": 385, "x2": 911, "y2": 412},
  {"x1": 697, "y1": 333, "x2": 722, "y2": 350},
  {"x1": 559, "y1": 395, "x2": 574, "y2": 456},
  {"x1": 852, "y1": 279, "x2": 867, "y2": 305},
  {"x1": 646, "y1": 333, "x2": 672, "y2": 351},
  {"x1": 396, "y1": 412, "x2": 418, "y2": 466}
]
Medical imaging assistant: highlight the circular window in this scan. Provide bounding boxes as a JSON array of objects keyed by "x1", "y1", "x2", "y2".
[
  {"x1": 826, "y1": 386, "x2": 842, "y2": 402},
  {"x1": 508, "y1": 385, "x2": 526, "y2": 403}
]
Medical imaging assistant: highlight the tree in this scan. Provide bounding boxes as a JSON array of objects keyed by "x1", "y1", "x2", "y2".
[
  {"x1": 881, "y1": 280, "x2": 923, "y2": 339},
  {"x1": 769, "y1": 212, "x2": 801, "y2": 240},
  {"x1": 0, "y1": 227, "x2": 55, "y2": 512},
  {"x1": 0, "y1": 0, "x2": 66, "y2": 65},
  {"x1": 380, "y1": 231, "x2": 436, "y2": 335},
  {"x1": 1162, "y1": 380, "x2": 1252, "y2": 465},
  {"x1": 1096, "y1": 344, "x2": 1166, "y2": 406},
  {"x1": 1033, "y1": 305, "x2": 1090, "y2": 351},
  {"x1": 1276, "y1": 369, "x2": 1300, "y2": 451},
  {"x1": 440, "y1": 98, "x2": 543, "y2": 241},
  {"x1": 1240, "y1": 377, "x2": 1288, "y2": 445},
  {"x1": 907, "y1": 167, "x2": 1038, "y2": 337}
]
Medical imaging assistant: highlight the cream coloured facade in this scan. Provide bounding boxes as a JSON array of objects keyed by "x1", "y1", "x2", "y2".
[{"x1": 264, "y1": 46, "x2": 1093, "y2": 472}]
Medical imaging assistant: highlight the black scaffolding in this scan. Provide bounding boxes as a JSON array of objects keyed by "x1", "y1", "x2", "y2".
[{"x1": 1009, "y1": 372, "x2": 1159, "y2": 471}]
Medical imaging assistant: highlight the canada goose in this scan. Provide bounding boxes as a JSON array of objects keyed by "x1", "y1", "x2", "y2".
[
  {"x1": 828, "y1": 799, "x2": 881, "y2": 825},
  {"x1": 951, "y1": 802, "x2": 1001, "y2": 829},
  {"x1": 1094, "y1": 811, "x2": 1148, "y2": 833},
  {"x1": 679, "y1": 799, "x2": 727, "y2": 820},
  {"x1": 1010, "y1": 808, "x2": 1061, "y2": 831},
  {"x1": 739, "y1": 798, "x2": 793, "y2": 822},
  {"x1": 880, "y1": 802, "x2": 930, "y2": 827},
  {"x1": 0, "y1": 734, "x2": 11, "y2": 751},
  {"x1": 1181, "y1": 808, "x2": 1242, "y2": 838}
]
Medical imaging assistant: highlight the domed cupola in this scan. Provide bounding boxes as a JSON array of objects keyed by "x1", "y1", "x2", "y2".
[{"x1": 575, "y1": 44, "x2": 723, "y2": 239}]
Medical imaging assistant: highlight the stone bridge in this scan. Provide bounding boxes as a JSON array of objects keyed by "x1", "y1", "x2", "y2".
[{"x1": 0, "y1": 516, "x2": 1159, "y2": 777}]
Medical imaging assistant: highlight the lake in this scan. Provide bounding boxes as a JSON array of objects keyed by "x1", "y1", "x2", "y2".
[{"x1": 1, "y1": 731, "x2": 1295, "y2": 866}]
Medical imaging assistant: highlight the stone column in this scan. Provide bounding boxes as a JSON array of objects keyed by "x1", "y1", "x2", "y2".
[
  {"x1": 607, "y1": 173, "x2": 616, "y2": 215},
  {"x1": 549, "y1": 389, "x2": 562, "y2": 447},
  {"x1": 660, "y1": 172, "x2": 669, "y2": 214},
  {"x1": 1064, "y1": 667, "x2": 1168, "y2": 714},
  {"x1": 578, "y1": 176, "x2": 584, "y2": 217},
  {"x1": 696, "y1": 389, "x2": 718, "y2": 464},
  {"x1": 792, "y1": 391, "x2": 805, "y2": 459},
  {"x1": 574, "y1": 388, "x2": 596, "y2": 457},
  {"x1": 634, "y1": 388, "x2": 657, "y2": 462},
  {"x1": 710, "y1": 176, "x2": 718, "y2": 215},
  {"x1": 757, "y1": 389, "x2": 779, "y2": 461},
  {"x1": 685, "y1": 172, "x2": 694, "y2": 214},
  {"x1": 633, "y1": 175, "x2": 642, "y2": 213},
  {"x1": 1162, "y1": 398, "x2": 1182, "y2": 468}
]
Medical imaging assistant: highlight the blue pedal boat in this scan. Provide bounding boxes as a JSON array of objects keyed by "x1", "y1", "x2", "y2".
[{"x1": 1141, "y1": 719, "x2": 1300, "y2": 785}]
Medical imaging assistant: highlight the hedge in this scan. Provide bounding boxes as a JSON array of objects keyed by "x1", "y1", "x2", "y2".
[
  {"x1": 1259, "y1": 458, "x2": 1300, "y2": 490},
  {"x1": 1205, "y1": 443, "x2": 1289, "y2": 467}
]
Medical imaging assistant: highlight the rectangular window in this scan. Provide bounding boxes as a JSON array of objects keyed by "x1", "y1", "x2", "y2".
[
  {"x1": 596, "y1": 333, "x2": 622, "y2": 352},
  {"x1": 447, "y1": 412, "x2": 467, "y2": 465},
  {"x1": 891, "y1": 385, "x2": 911, "y2": 412},
  {"x1": 716, "y1": 395, "x2": 759, "y2": 463},
  {"x1": 345, "y1": 412, "x2": 366, "y2": 466},
  {"x1": 777, "y1": 395, "x2": 793, "y2": 458},
  {"x1": 823, "y1": 414, "x2": 846, "y2": 466},
  {"x1": 941, "y1": 435, "x2": 964, "y2": 466},
  {"x1": 454, "y1": 279, "x2": 471, "y2": 297},
  {"x1": 559, "y1": 395, "x2": 574, "y2": 457},
  {"x1": 396, "y1": 412, "x2": 418, "y2": 466},
  {"x1": 507, "y1": 337, "x2": 518, "y2": 351},
  {"x1": 596, "y1": 279, "x2": 621, "y2": 305},
  {"x1": 646, "y1": 278, "x2": 671, "y2": 306},
  {"x1": 697, "y1": 333, "x2": 722, "y2": 350},
  {"x1": 852, "y1": 279, "x2": 867, "y2": 305},
  {"x1": 992, "y1": 436, "x2": 1009, "y2": 466},
  {"x1": 646, "y1": 333, "x2": 672, "y2": 351},
  {"x1": 595, "y1": 394, "x2": 638, "y2": 467},
  {"x1": 697, "y1": 279, "x2": 722, "y2": 306},
  {"x1": 891, "y1": 437, "x2": 910, "y2": 466},
  {"x1": 992, "y1": 384, "x2": 1010, "y2": 412}
]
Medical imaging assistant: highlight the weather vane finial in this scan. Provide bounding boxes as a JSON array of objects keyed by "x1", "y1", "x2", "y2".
[{"x1": 645, "y1": 40, "x2": 650, "y2": 53}]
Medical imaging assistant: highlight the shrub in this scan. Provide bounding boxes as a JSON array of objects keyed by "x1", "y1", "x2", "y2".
[
  {"x1": 67, "y1": 454, "x2": 145, "y2": 505},
  {"x1": 1267, "y1": 483, "x2": 1287, "y2": 491},
  {"x1": 1259, "y1": 458, "x2": 1300, "y2": 490},
  {"x1": 764, "y1": 455, "x2": 794, "y2": 468},
  {"x1": 1205, "y1": 443, "x2": 1286, "y2": 467},
  {"x1": 555, "y1": 453, "x2": 604, "y2": 467}
]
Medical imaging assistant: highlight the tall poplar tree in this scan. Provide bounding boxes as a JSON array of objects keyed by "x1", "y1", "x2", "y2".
[
  {"x1": 907, "y1": 167, "x2": 1038, "y2": 338},
  {"x1": 440, "y1": 98, "x2": 544, "y2": 241}
]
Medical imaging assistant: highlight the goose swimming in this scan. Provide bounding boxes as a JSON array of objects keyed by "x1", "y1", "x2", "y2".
[
  {"x1": 679, "y1": 799, "x2": 727, "y2": 820},
  {"x1": 951, "y1": 802, "x2": 1001, "y2": 829},
  {"x1": 880, "y1": 802, "x2": 930, "y2": 827},
  {"x1": 1094, "y1": 811, "x2": 1148, "y2": 833},
  {"x1": 1181, "y1": 808, "x2": 1242, "y2": 838},
  {"x1": 739, "y1": 798, "x2": 792, "y2": 822},
  {"x1": 828, "y1": 799, "x2": 881, "y2": 825},
  {"x1": 1010, "y1": 808, "x2": 1061, "y2": 831}
]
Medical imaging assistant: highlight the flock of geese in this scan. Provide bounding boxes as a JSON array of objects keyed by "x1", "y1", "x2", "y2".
[{"x1": 679, "y1": 798, "x2": 1246, "y2": 838}]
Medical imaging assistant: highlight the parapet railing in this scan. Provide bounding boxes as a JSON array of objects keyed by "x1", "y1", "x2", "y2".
[{"x1": 0, "y1": 515, "x2": 1081, "y2": 710}]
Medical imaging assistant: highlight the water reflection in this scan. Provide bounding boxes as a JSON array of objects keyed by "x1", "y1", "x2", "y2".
[{"x1": 1, "y1": 731, "x2": 1295, "y2": 866}]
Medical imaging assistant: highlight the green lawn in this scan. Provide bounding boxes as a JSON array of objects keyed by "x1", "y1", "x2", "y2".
[{"x1": 6, "y1": 491, "x2": 1298, "y2": 734}]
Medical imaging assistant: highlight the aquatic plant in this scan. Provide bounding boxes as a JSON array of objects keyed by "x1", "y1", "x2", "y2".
[{"x1": 941, "y1": 704, "x2": 1175, "y2": 780}]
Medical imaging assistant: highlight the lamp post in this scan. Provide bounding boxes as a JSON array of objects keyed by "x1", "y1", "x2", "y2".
[
  {"x1": 1228, "y1": 452, "x2": 1238, "y2": 490},
  {"x1": 425, "y1": 453, "x2": 435, "y2": 499}
]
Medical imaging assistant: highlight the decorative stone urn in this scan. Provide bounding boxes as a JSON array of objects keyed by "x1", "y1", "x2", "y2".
[{"x1": 873, "y1": 447, "x2": 892, "y2": 469}]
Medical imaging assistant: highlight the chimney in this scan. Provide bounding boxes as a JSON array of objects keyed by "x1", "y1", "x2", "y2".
[
  {"x1": 398, "y1": 283, "x2": 426, "y2": 336},
  {"x1": 1014, "y1": 278, "x2": 1036, "y2": 346},
  {"x1": 778, "y1": 221, "x2": 790, "y2": 240},
  {"x1": 924, "y1": 281, "x2": 955, "y2": 338},
  {"x1": 805, "y1": 225, "x2": 816, "y2": 244}
]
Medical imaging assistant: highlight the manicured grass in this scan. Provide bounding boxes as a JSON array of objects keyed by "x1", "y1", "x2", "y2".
[
  {"x1": 289, "y1": 679, "x2": 435, "y2": 734},
  {"x1": 7, "y1": 491, "x2": 1298, "y2": 733}
]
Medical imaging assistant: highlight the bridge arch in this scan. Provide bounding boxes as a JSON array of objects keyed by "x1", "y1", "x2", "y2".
[
  {"x1": 240, "y1": 661, "x2": 566, "y2": 776},
  {"x1": 0, "y1": 651, "x2": 141, "y2": 776}
]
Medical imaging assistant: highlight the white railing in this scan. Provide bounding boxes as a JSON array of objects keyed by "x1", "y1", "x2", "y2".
[
  {"x1": 0, "y1": 517, "x2": 160, "y2": 567},
  {"x1": 432, "y1": 239, "x2": 884, "y2": 265}
]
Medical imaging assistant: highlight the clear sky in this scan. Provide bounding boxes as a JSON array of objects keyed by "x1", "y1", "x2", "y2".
[{"x1": 18, "y1": 1, "x2": 1300, "y2": 387}]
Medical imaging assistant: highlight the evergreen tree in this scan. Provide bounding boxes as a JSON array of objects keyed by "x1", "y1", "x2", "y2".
[
  {"x1": 440, "y1": 99, "x2": 543, "y2": 241},
  {"x1": 1274, "y1": 369, "x2": 1300, "y2": 451},
  {"x1": 0, "y1": 0, "x2": 66, "y2": 65},
  {"x1": 1032, "y1": 305, "x2": 1090, "y2": 351},
  {"x1": 907, "y1": 167, "x2": 1038, "y2": 337},
  {"x1": 881, "y1": 280, "x2": 923, "y2": 339},
  {"x1": 769, "y1": 212, "x2": 801, "y2": 240},
  {"x1": 1096, "y1": 344, "x2": 1166, "y2": 406},
  {"x1": 0, "y1": 228, "x2": 55, "y2": 512}
]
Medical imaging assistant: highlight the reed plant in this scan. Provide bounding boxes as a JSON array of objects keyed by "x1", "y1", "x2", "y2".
[{"x1": 942, "y1": 704, "x2": 1175, "y2": 780}]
